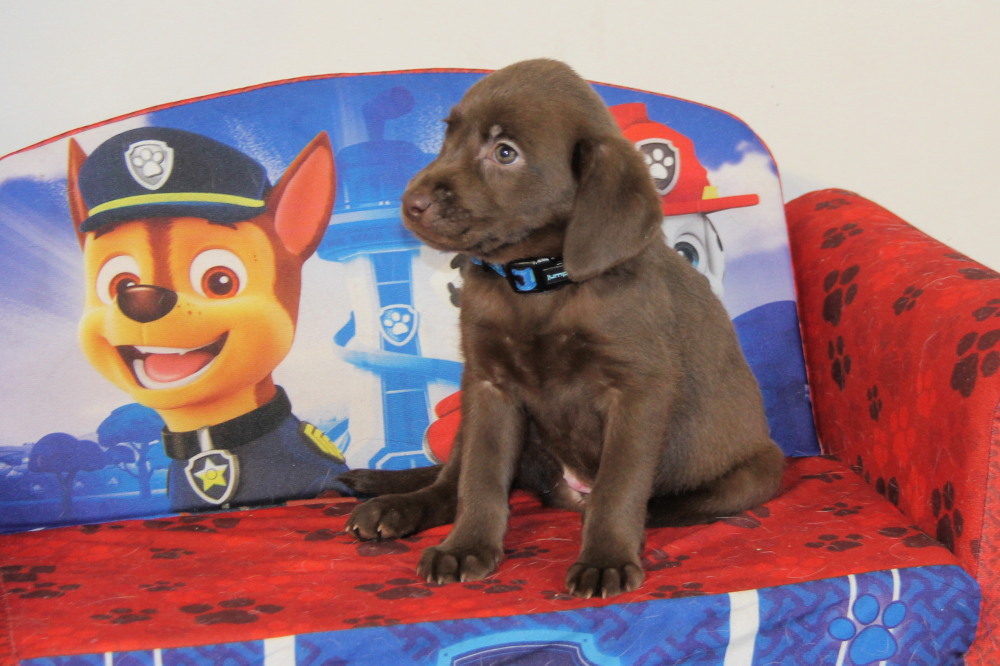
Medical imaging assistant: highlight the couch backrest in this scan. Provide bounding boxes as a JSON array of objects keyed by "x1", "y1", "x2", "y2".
[{"x1": 0, "y1": 69, "x2": 817, "y2": 532}]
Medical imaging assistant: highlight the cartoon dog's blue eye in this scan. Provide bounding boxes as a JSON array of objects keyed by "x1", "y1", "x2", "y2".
[{"x1": 675, "y1": 241, "x2": 700, "y2": 268}]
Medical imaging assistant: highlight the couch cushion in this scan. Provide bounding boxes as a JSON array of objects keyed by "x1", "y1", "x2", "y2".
[{"x1": 0, "y1": 456, "x2": 978, "y2": 663}]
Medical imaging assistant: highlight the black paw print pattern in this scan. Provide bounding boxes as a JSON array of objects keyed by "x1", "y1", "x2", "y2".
[
  {"x1": 867, "y1": 385, "x2": 883, "y2": 420},
  {"x1": 649, "y1": 582, "x2": 705, "y2": 599},
  {"x1": 1, "y1": 565, "x2": 80, "y2": 599},
  {"x1": 822, "y1": 266, "x2": 860, "y2": 326},
  {"x1": 829, "y1": 336, "x2": 852, "y2": 390},
  {"x1": 644, "y1": 551, "x2": 691, "y2": 572},
  {"x1": 140, "y1": 580, "x2": 186, "y2": 593},
  {"x1": 951, "y1": 329, "x2": 1000, "y2": 397},
  {"x1": 463, "y1": 577, "x2": 526, "y2": 594},
  {"x1": 143, "y1": 516, "x2": 240, "y2": 532},
  {"x1": 805, "y1": 533, "x2": 864, "y2": 552},
  {"x1": 960, "y1": 267, "x2": 1000, "y2": 281},
  {"x1": 892, "y1": 286, "x2": 923, "y2": 315},
  {"x1": 815, "y1": 197, "x2": 853, "y2": 212},
  {"x1": 92, "y1": 607, "x2": 157, "y2": 625},
  {"x1": 150, "y1": 547, "x2": 195, "y2": 560},
  {"x1": 821, "y1": 223, "x2": 863, "y2": 249},
  {"x1": 180, "y1": 598, "x2": 283, "y2": 625},
  {"x1": 505, "y1": 544, "x2": 550, "y2": 560},
  {"x1": 356, "y1": 577, "x2": 438, "y2": 600},
  {"x1": 932, "y1": 482, "x2": 963, "y2": 553},
  {"x1": 802, "y1": 470, "x2": 847, "y2": 484},
  {"x1": 973, "y1": 298, "x2": 1000, "y2": 322},
  {"x1": 878, "y1": 526, "x2": 938, "y2": 549},
  {"x1": 821, "y1": 502, "x2": 864, "y2": 517},
  {"x1": 874, "y1": 476, "x2": 901, "y2": 507},
  {"x1": 852, "y1": 457, "x2": 901, "y2": 507}
]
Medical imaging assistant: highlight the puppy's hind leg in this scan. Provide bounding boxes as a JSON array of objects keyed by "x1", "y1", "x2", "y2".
[{"x1": 646, "y1": 443, "x2": 785, "y2": 528}]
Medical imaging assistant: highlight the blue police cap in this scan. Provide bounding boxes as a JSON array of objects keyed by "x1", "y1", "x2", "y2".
[{"x1": 77, "y1": 127, "x2": 271, "y2": 233}]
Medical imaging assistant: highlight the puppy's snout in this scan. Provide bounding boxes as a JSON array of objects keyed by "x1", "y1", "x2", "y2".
[
  {"x1": 117, "y1": 284, "x2": 178, "y2": 324},
  {"x1": 403, "y1": 189, "x2": 433, "y2": 224}
]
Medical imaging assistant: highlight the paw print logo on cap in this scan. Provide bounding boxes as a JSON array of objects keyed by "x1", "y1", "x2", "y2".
[
  {"x1": 124, "y1": 140, "x2": 174, "y2": 190},
  {"x1": 637, "y1": 138, "x2": 679, "y2": 195}
]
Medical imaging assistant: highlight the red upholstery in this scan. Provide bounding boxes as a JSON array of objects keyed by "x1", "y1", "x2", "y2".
[
  {"x1": 787, "y1": 189, "x2": 1000, "y2": 663},
  {"x1": 0, "y1": 457, "x2": 965, "y2": 662}
]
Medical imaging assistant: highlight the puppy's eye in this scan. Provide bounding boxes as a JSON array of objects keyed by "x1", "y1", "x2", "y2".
[
  {"x1": 190, "y1": 249, "x2": 247, "y2": 299},
  {"x1": 493, "y1": 143, "x2": 519, "y2": 165}
]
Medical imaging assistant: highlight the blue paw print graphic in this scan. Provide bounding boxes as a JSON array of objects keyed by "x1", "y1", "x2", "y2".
[
  {"x1": 829, "y1": 595, "x2": 907, "y2": 664},
  {"x1": 379, "y1": 305, "x2": 418, "y2": 346}
]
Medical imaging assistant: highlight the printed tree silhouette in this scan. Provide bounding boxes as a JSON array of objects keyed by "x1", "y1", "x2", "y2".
[
  {"x1": 97, "y1": 404, "x2": 166, "y2": 499},
  {"x1": 28, "y1": 432, "x2": 106, "y2": 518},
  {"x1": 0, "y1": 446, "x2": 26, "y2": 480}
]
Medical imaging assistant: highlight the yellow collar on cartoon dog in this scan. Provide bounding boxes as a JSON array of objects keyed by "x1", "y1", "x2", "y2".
[{"x1": 88, "y1": 192, "x2": 266, "y2": 217}]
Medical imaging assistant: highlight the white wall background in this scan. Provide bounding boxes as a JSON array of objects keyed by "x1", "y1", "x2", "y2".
[{"x1": 2, "y1": 0, "x2": 998, "y2": 267}]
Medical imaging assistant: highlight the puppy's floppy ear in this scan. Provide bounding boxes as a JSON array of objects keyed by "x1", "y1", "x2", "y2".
[{"x1": 563, "y1": 135, "x2": 662, "y2": 282}]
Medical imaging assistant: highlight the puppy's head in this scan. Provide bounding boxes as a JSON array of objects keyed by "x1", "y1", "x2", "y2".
[{"x1": 401, "y1": 59, "x2": 662, "y2": 281}]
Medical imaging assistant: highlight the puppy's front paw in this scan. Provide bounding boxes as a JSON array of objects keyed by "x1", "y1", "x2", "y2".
[
  {"x1": 565, "y1": 559, "x2": 644, "y2": 599},
  {"x1": 346, "y1": 495, "x2": 426, "y2": 541},
  {"x1": 418, "y1": 544, "x2": 502, "y2": 584}
]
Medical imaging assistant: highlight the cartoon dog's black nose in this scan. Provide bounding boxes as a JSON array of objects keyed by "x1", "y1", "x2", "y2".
[{"x1": 117, "y1": 284, "x2": 178, "y2": 323}]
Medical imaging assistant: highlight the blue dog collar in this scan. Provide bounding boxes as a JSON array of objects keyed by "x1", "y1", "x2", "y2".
[{"x1": 470, "y1": 256, "x2": 572, "y2": 294}]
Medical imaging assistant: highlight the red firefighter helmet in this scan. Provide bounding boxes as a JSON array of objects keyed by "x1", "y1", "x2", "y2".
[{"x1": 610, "y1": 103, "x2": 759, "y2": 216}]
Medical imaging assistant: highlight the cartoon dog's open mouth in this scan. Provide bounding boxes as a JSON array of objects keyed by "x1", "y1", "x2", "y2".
[{"x1": 117, "y1": 333, "x2": 228, "y2": 390}]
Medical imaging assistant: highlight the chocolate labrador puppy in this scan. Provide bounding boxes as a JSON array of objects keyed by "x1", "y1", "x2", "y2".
[{"x1": 342, "y1": 59, "x2": 784, "y2": 599}]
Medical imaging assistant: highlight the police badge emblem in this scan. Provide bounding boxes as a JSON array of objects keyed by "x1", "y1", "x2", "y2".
[
  {"x1": 636, "y1": 138, "x2": 679, "y2": 196},
  {"x1": 124, "y1": 139, "x2": 174, "y2": 190},
  {"x1": 184, "y1": 449, "x2": 240, "y2": 505}
]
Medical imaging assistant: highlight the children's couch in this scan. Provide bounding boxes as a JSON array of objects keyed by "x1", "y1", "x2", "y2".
[{"x1": 0, "y1": 68, "x2": 995, "y2": 664}]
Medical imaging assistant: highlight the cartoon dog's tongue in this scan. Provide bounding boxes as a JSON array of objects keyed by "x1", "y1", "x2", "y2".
[
  {"x1": 143, "y1": 350, "x2": 215, "y2": 384},
  {"x1": 121, "y1": 335, "x2": 228, "y2": 389}
]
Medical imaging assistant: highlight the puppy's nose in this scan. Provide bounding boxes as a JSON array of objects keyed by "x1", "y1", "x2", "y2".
[
  {"x1": 403, "y1": 190, "x2": 433, "y2": 223},
  {"x1": 117, "y1": 284, "x2": 178, "y2": 323}
]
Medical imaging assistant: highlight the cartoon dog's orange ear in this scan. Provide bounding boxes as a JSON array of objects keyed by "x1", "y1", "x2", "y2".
[
  {"x1": 67, "y1": 138, "x2": 90, "y2": 248},
  {"x1": 267, "y1": 132, "x2": 336, "y2": 260}
]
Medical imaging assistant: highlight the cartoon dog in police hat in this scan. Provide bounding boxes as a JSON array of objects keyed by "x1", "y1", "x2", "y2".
[{"x1": 67, "y1": 127, "x2": 351, "y2": 510}]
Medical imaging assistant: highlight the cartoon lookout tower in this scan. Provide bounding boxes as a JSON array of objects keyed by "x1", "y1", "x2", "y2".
[
  {"x1": 317, "y1": 86, "x2": 460, "y2": 470},
  {"x1": 610, "y1": 103, "x2": 759, "y2": 297}
]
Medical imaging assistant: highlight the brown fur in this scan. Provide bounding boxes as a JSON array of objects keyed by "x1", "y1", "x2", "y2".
[{"x1": 342, "y1": 59, "x2": 783, "y2": 599}]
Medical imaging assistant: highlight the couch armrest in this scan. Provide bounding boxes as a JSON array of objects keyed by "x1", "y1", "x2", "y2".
[{"x1": 786, "y1": 189, "x2": 999, "y2": 659}]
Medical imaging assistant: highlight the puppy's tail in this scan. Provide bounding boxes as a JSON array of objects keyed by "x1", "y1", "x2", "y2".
[{"x1": 338, "y1": 465, "x2": 443, "y2": 497}]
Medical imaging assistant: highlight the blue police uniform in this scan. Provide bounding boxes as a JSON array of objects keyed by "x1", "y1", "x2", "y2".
[{"x1": 163, "y1": 387, "x2": 351, "y2": 511}]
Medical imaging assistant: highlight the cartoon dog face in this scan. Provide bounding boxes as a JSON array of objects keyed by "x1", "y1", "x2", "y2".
[{"x1": 67, "y1": 131, "x2": 335, "y2": 432}]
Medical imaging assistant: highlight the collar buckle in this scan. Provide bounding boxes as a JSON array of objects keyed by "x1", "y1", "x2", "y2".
[{"x1": 472, "y1": 256, "x2": 572, "y2": 293}]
